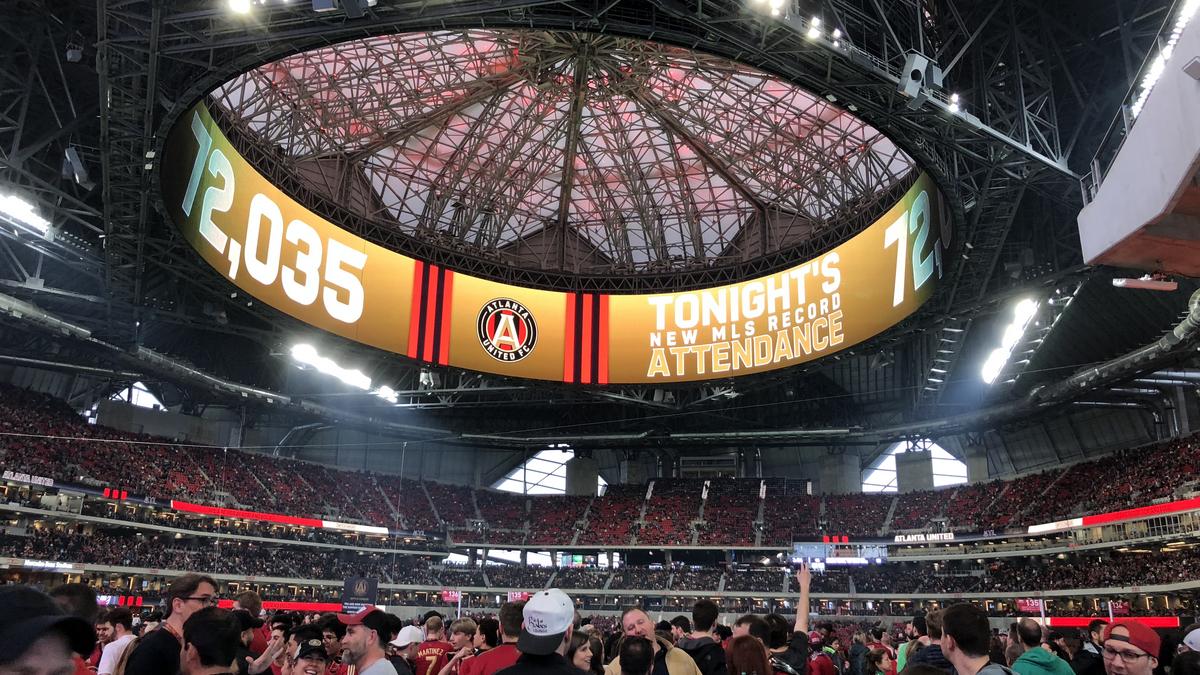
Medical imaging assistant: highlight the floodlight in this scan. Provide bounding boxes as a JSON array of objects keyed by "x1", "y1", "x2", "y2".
[
  {"x1": 0, "y1": 193, "x2": 51, "y2": 235},
  {"x1": 981, "y1": 349, "x2": 1007, "y2": 385},
  {"x1": 228, "y1": 0, "x2": 252, "y2": 13},
  {"x1": 807, "y1": 17, "x2": 821, "y2": 39},
  {"x1": 980, "y1": 298, "x2": 1039, "y2": 384}
]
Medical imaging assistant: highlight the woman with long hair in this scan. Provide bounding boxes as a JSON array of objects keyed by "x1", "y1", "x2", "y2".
[
  {"x1": 727, "y1": 635, "x2": 773, "y2": 675},
  {"x1": 568, "y1": 630, "x2": 605, "y2": 675},
  {"x1": 867, "y1": 648, "x2": 893, "y2": 675}
]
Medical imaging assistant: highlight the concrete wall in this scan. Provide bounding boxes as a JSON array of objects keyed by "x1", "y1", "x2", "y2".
[
  {"x1": 94, "y1": 400, "x2": 242, "y2": 447},
  {"x1": 819, "y1": 453, "x2": 861, "y2": 495}
]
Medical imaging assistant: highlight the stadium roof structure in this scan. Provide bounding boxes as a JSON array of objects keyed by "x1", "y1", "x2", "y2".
[
  {"x1": 208, "y1": 29, "x2": 915, "y2": 279},
  {"x1": 0, "y1": 0, "x2": 1197, "y2": 465}
]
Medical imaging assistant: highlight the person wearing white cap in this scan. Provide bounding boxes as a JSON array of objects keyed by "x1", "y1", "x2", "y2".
[
  {"x1": 389, "y1": 625, "x2": 426, "y2": 675},
  {"x1": 1179, "y1": 625, "x2": 1200, "y2": 654},
  {"x1": 494, "y1": 589, "x2": 580, "y2": 675}
]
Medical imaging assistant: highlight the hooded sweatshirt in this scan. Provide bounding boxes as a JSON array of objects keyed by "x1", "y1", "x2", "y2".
[
  {"x1": 1012, "y1": 647, "x2": 1076, "y2": 675},
  {"x1": 675, "y1": 636, "x2": 727, "y2": 675}
]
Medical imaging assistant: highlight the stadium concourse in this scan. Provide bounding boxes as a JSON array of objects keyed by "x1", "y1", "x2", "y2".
[{"x1": 5, "y1": 0, "x2": 1200, "y2": 674}]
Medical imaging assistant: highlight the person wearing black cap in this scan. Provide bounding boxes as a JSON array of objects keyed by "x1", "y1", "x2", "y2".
[
  {"x1": 0, "y1": 585, "x2": 97, "y2": 675},
  {"x1": 338, "y1": 607, "x2": 399, "y2": 675},
  {"x1": 232, "y1": 609, "x2": 266, "y2": 675},
  {"x1": 294, "y1": 637, "x2": 332, "y2": 675}
]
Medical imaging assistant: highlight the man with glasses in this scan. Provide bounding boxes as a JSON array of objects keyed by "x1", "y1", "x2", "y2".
[
  {"x1": 124, "y1": 573, "x2": 219, "y2": 675},
  {"x1": 1099, "y1": 621, "x2": 1159, "y2": 675}
]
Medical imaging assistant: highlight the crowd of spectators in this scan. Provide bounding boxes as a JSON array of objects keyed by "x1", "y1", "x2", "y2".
[
  {"x1": 482, "y1": 565, "x2": 553, "y2": 589},
  {"x1": 578, "y1": 485, "x2": 643, "y2": 545},
  {"x1": 761, "y1": 480, "x2": 821, "y2": 544},
  {"x1": 436, "y1": 564, "x2": 487, "y2": 587},
  {"x1": 723, "y1": 567, "x2": 785, "y2": 592},
  {"x1": 553, "y1": 567, "x2": 613, "y2": 589},
  {"x1": 5, "y1": 384, "x2": 1200, "y2": 552},
  {"x1": 608, "y1": 566, "x2": 671, "y2": 589},
  {"x1": 695, "y1": 478, "x2": 759, "y2": 546},
  {"x1": 476, "y1": 489, "x2": 527, "y2": 529},
  {"x1": 526, "y1": 495, "x2": 589, "y2": 545},
  {"x1": 671, "y1": 566, "x2": 723, "y2": 590},
  {"x1": 890, "y1": 488, "x2": 948, "y2": 529},
  {"x1": 0, "y1": 526, "x2": 441, "y2": 583},
  {"x1": 985, "y1": 548, "x2": 1200, "y2": 590},
  {"x1": 637, "y1": 479, "x2": 702, "y2": 545},
  {"x1": 823, "y1": 493, "x2": 893, "y2": 536}
]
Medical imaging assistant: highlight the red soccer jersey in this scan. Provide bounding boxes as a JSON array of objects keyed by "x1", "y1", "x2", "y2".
[
  {"x1": 463, "y1": 644, "x2": 520, "y2": 675},
  {"x1": 416, "y1": 640, "x2": 454, "y2": 675}
]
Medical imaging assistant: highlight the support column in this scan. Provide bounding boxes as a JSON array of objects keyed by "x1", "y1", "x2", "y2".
[
  {"x1": 565, "y1": 456, "x2": 599, "y2": 496},
  {"x1": 1176, "y1": 386, "x2": 1192, "y2": 437},
  {"x1": 819, "y1": 453, "x2": 861, "y2": 494},
  {"x1": 896, "y1": 450, "x2": 934, "y2": 493},
  {"x1": 963, "y1": 443, "x2": 989, "y2": 484}
]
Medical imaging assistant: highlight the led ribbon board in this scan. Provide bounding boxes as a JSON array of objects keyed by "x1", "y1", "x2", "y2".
[{"x1": 161, "y1": 102, "x2": 948, "y2": 384}]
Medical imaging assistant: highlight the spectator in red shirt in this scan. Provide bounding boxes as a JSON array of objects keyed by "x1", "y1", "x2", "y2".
[
  {"x1": 463, "y1": 602, "x2": 525, "y2": 675},
  {"x1": 418, "y1": 616, "x2": 455, "y2": 675}
]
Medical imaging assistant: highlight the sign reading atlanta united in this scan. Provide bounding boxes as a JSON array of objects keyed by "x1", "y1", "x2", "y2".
[{"x1": 477, "y1": 298, "x2": 538, "y2": 362}]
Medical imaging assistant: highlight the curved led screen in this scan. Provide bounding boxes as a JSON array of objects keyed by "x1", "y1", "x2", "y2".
[{"x1": 161, "y1": 102, "x2": 948, "y2": 384}]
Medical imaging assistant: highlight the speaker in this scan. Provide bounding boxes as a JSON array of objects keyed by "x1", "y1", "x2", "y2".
[{"x1": 898, "y1": 52, "x2": 944, "y2": 110}]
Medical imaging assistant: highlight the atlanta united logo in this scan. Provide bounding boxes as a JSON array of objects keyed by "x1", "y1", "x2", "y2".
[{"x1": 477, "y1": 298, "x2": 538, "y2": 362}]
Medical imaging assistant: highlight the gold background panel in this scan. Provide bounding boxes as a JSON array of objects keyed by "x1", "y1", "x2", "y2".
[{"x1": 446, "y1": 273, "x2": 567, "y2": 381}]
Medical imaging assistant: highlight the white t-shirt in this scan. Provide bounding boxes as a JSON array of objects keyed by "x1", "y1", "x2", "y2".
[{"x1": 99, "y1": 633, "x2": 137, "y2": 675}]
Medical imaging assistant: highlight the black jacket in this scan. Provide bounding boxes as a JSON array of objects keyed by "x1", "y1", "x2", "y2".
[
  {"x1": 849, "y1": 644, "x2": 869, "y2": 675},
  {"x1": 676, "y1": 636, "x2": 728, "y2": 675},
  {"x1": 1071, "y1": 643, "x2": 1104, "y2": 675},
  {"x1": 771, "y1": 632, "x2": 811, "y2": 675},
  {"x1": 497, "y1": 653, "x2": 583, "y2": 675}
]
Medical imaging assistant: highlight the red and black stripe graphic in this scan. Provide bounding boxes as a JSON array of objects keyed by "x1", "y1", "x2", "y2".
[
  {"x1": 563, "y1": 292, "x2": 609, "y2": 384},
  {"x1": 406, "y1": 261, "x2": 455, "y2": 365}
]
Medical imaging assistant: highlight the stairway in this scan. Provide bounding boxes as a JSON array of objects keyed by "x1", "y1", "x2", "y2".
[
  {"x1": 470, "y1": 490, "x2": 484, "y2": 520},
  {"x1": 1014, "y1": 467, "x2": 1071, "y2": 523},
  {"x1": 753, "y1": 490, "x2": 767, "y2": 547},
  {"x1": 880, "y1": 495, "x2": 900, "y2": 534},
  {"x1": 979, "y1": 482, "x2": 1013, "y2": 525},
  {"x1": 569, "y1": 495, "x2": 597, "y2": 546},
  {"x1": 374, "y1": 482, "x2": 405, "y2": 528},
  {"x1": 631, "y1": 490, "x2": 651, "y2": 546},
  {"x1": 421, "y1": 482, "x2": 442, "y2": 524}
]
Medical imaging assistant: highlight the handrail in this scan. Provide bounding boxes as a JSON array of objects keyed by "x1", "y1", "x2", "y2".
[{"x1": 1081, "y1": 0, "x2": 1188, "y2": 203}]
